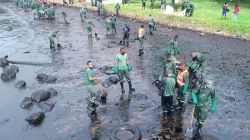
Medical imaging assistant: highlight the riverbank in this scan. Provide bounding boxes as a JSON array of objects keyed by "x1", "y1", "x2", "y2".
[{"x1": 56, "y1": 0, "x2": 250, "y2": 41}]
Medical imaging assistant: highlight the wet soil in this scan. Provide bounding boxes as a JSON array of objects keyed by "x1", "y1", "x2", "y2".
[{"x1": 0, "y1": 2, "x2": 250, "y2": 140}]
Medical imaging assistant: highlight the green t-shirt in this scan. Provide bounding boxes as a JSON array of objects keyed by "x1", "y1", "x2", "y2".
[
  {"x1": 84, "y1": 68, "x2": 95, "y2": 85},
  {"x1": 163, "y1": 77, "x2": 176, "y2": 96},
  {"x1": 193, "y1": 84, "x2": 215, "y2": 108},
  {"x1": 49, "y1": 31, "x2": 56, "y2": 39},
  {"x1": 116, "y1": 53, "x2": 128, "y2": 70}
]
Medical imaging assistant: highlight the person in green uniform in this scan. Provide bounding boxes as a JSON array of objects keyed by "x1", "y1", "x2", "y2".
[
  {"x1": 85, "y1": 19, "x2": 95, "y2": 38},
  {"x1": 161, "y1": 70, "x2": 176, "y2": 113},
  {"x1": 148, "y1": 14, "x2": 155, "y2": 35},
  {"x1": 111, "y1": 14, "x2": 117, "y2": 34},
  {"x1": 105, "y1": 17, "x2": 112, "y2": 37},
  {"x1": 159, "y1": 55, "x2": 176, "y2": 81},
  {"x1": 142, "y1": 0, "x2": 146, "y2": 10},
  {"x1": 114, "y1": 47, "x2": 135, "y2": 94},
  {"x1": 191, "y1": 78, "x2": 216, "y2": 137},
  {"x1": 150, "y1": 0, "x2": 154, "y2": 9},
  {"x1": 176, "y1": 63, "x2": 189, "y2": 109},
  {"x1": 101, "y1": 5, "x2": 107, "y2": 18},
  {"x1": 80, "y1": 5, "x2": 87, "y2": 22},
  {"x1": 49, "y1": 30, "x2": 59, "y2": 49},
  {"x1": 68, "y1": 0, "x2": 73, "y2": 4},
  {"x1": 115, "y1": 3, "x2": 120, "y2": 16},
  {"x1": 166, "y1": 35, "x2": 180, "y2": 63},
  {"x1": 84, "y1": 61, "x2": 100, "y2": 110},
  {"x1": 47, "y1": 6, "x2": 55, "y2": 20},
  {"x1": 91, "y1": 0, "x2": 94, "y2": 6},
  {"x1": 120, "y1": 23, "x2": 130, "y2": 47},
  {"x1": 97, "y1": 1, "x2": 102, "y2": 16},
  {"x1": 190, "y1": 52, "x2": 206, "y2": 73}
]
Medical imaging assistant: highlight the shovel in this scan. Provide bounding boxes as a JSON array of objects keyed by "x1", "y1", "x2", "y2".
[{"x1": 185, "y1": 106, "x2": 195, "y2": 137}]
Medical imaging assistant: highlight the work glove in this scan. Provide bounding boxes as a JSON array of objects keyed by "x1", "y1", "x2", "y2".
[
  {"x1": 113, "y1": 66, "x2": 119, "y2": 74},
  {"x1": 182, "y1": 84, "x2": 188, "y2": 95},
  {"x1": 191, "y1": 92, "x2": 197, "y2": 105},
  {"x1": 171, "y1": 73, "x2": 176, "y2": 78},
  {"x1": 211, "y1": 100, "x2": 216, "y2": 113},
  {"x1": 127, "y1": 64, "x2": 132, "y2": 72},
  {"x1": 158, "y1": 76, "x2": 162, "y2": 81}
]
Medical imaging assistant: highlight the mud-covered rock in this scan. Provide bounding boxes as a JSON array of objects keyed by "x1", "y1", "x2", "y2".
[
  {"x1": 20, "y1": 97, "x2": 33, "y2": 109},
  {"x1": 37, "y1": 101, "x2": 55, "y2": 112},
  {"x1": 47, "y1": 88, "x2": 57, "y2": 97},
  {"x1": 36, "y1": 73, "x2": 57, "y2": 83},
  {"x1": 31, "y1": 90, "x2": 50, "y2": 102},
  {"x1": 25, "y1": 112, "x2": 45, "y2": 126},
  {"x1": 15, "y1": 80, "x2": 26, "y2": 89},
  {"x1": 103, "y1": 76, "x2": 119, "y2": 88},
  {"x1": 0, "y1": 56, "x2": 9, "y2": 68},
  {"x1": 110, "y1": 76, "x2": 119, "y2": 84},
  {"x1": 0, "y1": 65, "x2": 19, "y2": 82}
]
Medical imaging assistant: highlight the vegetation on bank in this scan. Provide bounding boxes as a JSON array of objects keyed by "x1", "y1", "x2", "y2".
[{"x1": 105, "y1": 0, "x2": 250, "y2": 39}]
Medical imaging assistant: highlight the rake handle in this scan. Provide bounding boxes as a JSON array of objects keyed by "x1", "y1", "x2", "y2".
[{"x1": 190, "y1": 106, "x2": 195, "y2": 127}]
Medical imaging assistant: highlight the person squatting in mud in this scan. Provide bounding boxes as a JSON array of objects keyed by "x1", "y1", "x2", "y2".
[
  {"x1": 84, "y1": 61, "x2": 101, "y2": 111},
  {"x1": 114, "y1": 47, "x2": 135, "y2": 94}
]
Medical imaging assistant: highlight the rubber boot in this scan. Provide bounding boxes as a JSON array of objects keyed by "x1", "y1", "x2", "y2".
[
  {"x1": 139, "y1": 49, "x2": 143, "y2": 56},
  {"x1": 195, "y1": 122, "x2": 203, "y2": 138},
  {"x1": 120, "y1": 82, "x2": 125, "y2": 94},
  {"x1": 128, "y1": 81, "x2": 135, "y2": 92},
  {"x1": 87, "y1": 102, "x2": 96, "y2": 111},
  {"x1": 175, "y1": 100, "x2": 184, "y2": 110}
]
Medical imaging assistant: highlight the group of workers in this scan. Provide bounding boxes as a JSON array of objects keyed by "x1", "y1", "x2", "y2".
[
  {"x1": 16, "y1": 0, "x2": 56, "y2": 20},
  {"x1": 42, "y1": 1, "x2": 216, "y2": 138},
  {"x1": 157, "y1": 35, "x2": 216, "y2": 137}
]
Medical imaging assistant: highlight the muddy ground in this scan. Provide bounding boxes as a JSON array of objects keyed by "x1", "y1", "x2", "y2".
[{"x1": 0, "y1": 2, "x2": 250, "y2": 140}]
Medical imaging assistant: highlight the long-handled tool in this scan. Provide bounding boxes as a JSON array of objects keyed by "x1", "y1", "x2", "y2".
[
  {"x1": 57, "y1": 35, "x2": 61, "y2": 48},
  {"x1": 98, "y1": 81, "x2": 107, "y2": 105},
  {"x1": 185, "y1": 106, "x2": 195, "y2": 137}
]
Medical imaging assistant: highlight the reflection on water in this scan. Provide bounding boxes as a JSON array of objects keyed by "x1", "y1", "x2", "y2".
[{"x1": 0, "y1": 5, "x2": 34, "y2": 57}]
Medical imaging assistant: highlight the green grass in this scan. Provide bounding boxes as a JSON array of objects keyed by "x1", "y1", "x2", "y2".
[{"x1": 106, "y1": 0, "x2": 250, "y2": 39}]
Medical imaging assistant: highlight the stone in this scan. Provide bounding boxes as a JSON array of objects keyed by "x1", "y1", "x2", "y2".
[
  {"x1": 109, "y1": 76, "x2": 119, "y2": 84},
  {"x1": 103, "y1": 76, "x2": 119, "y2": 88},
  {"x1": 0, "y1": 56, "x2": 9, "y2": 68},
  {"x1": 36, "y1": 73, "x2": 57, "y2": 83},
  {"x1": 20, "y1": 97, "x2": 33, "y2": 109},
  {"x1": 31, "y1": 90, "x2": 50, "y2": 102},
  {"x1": 37, "y1": 101, "x2": 55, "y2": 112},
  {"x1": 25, "y1": 112, "x2": 45, "y2": 126},
  {"x1": 15, "y1": 80, "x2": 26, "y2": 89},
  {"x1": 46, "y1": 88, "x2": 57, "y2": 97},
  {"x1": 1, "y1": 65, "x2": 19, "y2": 82}
]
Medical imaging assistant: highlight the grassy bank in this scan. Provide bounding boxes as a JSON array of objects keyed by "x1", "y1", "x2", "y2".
[{"x1": 105, "y1": 0, "x2": 250, "y2": 39}]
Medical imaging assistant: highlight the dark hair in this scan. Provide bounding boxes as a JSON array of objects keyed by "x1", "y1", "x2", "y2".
[
  {"x1": 120, "y1": 47, "x2": 125, "y2": 51},
  {"x1": 174, "y1": 35, "x2": 178, "y2": 39},
  {"x1": 87, "y1": 61, "x2": 91, "y2": 65},
  {"x1": 141, "y1": 25, "x2": 144, "y2": 28}
]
